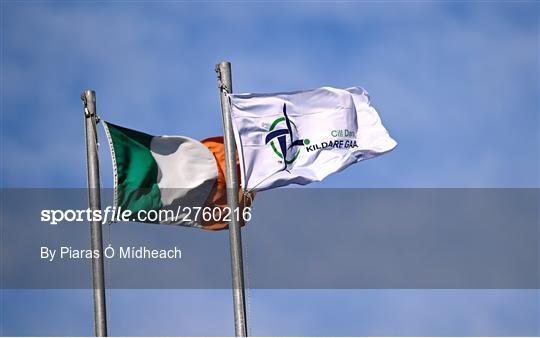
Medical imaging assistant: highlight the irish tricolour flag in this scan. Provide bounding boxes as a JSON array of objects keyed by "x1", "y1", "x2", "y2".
[{"x1": 103, "y1": 122, "x2": 252, "y2": 230}]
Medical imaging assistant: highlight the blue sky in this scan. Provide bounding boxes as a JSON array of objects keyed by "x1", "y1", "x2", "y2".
[{"x1": 1, "y1": 1, "x2": 539, "y2": 336}]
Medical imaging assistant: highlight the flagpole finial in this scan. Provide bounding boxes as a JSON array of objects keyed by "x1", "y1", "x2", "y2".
[{"x1": 216, "y1": 61, "x2": 232, "y2": 94}]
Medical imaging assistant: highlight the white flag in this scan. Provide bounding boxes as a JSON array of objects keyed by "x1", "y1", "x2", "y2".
[{"x1": 229, "y1": 86, "x2": 397, "y2": 191}]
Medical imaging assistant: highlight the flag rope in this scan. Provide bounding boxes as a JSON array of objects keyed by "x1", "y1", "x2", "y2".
[
  {"x1": 95, "y1": 113, "x2": 113, "y2": 334},
  {"x1": 100, "y1": 140, "x2": 113, "y2": 335},
  {"x1": 101, "y1": 121, "x2": 119, "y2": 217},
  {"x1": 105, "y1": 222, "x2": 112, "y2": 334},
  {"x1": 243, "y1": 192, "x2": 253, "y2": 336}
]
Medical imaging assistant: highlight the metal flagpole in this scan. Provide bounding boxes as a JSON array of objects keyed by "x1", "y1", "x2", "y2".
[
  {"x1": 81, "y1": 90, "x2": 108, "y2": 337},
  {"x1": 215, "y1": 61, "x2": 248, "y2": 337}
]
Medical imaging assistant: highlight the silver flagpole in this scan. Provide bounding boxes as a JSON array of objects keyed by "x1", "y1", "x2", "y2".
[
  {"x1": 215, "y1": 61, "x2": 248, "y2": 337},
  {"x1": 81, "y1": 90, "x2": 108, "y2": 337}
]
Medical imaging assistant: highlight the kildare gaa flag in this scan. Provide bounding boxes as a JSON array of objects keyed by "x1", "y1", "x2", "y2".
[{"x1": 229, "y1": 87, "x2": 397, "y2": 191}]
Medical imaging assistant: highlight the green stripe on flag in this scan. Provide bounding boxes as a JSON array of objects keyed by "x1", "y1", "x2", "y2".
[{"x1": 104, "y1": 122, "x2": 162, "y2": 213}]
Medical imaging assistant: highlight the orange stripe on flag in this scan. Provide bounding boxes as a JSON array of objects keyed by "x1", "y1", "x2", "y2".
[{"x1": 201, "y1": 136, "x2": 255, "y2": 231}]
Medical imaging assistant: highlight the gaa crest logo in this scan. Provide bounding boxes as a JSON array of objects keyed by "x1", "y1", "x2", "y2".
[{"x1": 265, "y1": 103, "x2": 310, "y2": 170}]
